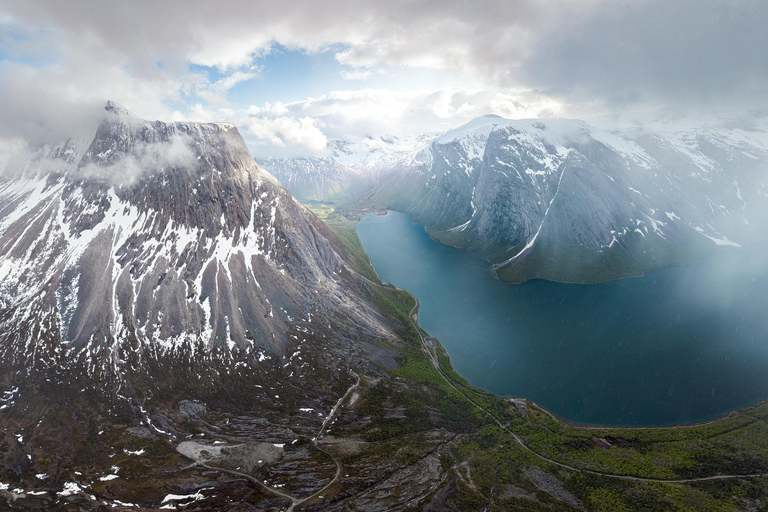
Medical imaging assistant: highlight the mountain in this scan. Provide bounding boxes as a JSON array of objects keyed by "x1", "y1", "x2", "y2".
[
  {"x1": 0, "y1": 102, "x2": 432, "y2": 508},
  {"x1": 328, "y1": 133, "x2": 437, "y2": 175},
  {"x1": 361, "y1": 113, "x2": 768, "y2": 283},
  {"x1": 0, "y1": 102, "x2": 395, "y2": 379},
  {"x1": 2, "y1": 104, "x2": 768, "y2": 511},
  {"x1": 256, "y1": 156, "x2": 368, "y2": 202},
  {"x1": 258, "y1": 134, "x2": 436, "y2": 203}
]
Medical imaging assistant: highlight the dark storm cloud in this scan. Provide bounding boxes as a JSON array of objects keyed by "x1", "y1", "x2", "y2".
[{"x1": 521, "y1": 0, "x2": 768, "y2": 108}]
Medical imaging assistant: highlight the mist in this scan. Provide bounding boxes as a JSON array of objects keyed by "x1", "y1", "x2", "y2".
[{"x1": 75, "y1": 133, "x2": 199, "y2": 187}]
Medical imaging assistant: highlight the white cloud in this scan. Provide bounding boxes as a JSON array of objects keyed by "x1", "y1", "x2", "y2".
[
  {"x1": 279, "y1": 87, "x2": 565, "y2": 137},
  {"x1": 195, "y1": 87, "x2": 566, "y2": 157},
  {"x1": 0, "y1": 136, "x2": 28, "y2": 171},
  {"x1": 244, "y1": 116, "x2": 328, "y2": 155},
  {"x1": 0, "y1": 0, "x2": 762, "y2": 153},
  {"x1": 76, "y1": 133, "x2": 198, "y2": 186},
  {"x1": 0, "y1": 50, "x2": 181, "y2": 147},
  {"x1": 0, "y1": 0, "x2": 605, "y2": 98},
  {"x1": 248, "y1": 102, "x2": 290, "y2": 117},
  {"x1": 340, "y1": 69, "x2": 373, "y2": 81},
  {"x1": 212, "y1": 70, "x2": 260, "y2": 94}
]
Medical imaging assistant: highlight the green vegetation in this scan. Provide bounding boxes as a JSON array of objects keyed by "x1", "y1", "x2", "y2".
[
  {"x1": 302, "y1": 199, "x2": 338, "y2": 219},
  {"x1": 321, "y1": 215, "x2": 383, "y2": 283},
  {"x1": 350, "y1": 284, "x2": 485, "y2": 441},
  {"x1": 516, "y1": 403, "x2": 768, "y2": 479},
  {"x1": 366, "y1": 284, "x2": 413, "y2": 326}
]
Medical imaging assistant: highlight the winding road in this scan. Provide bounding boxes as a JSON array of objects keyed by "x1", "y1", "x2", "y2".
[
  {"x1": 181, "y1": 371, "x2": 361, "y2": 511},
  {"x1": 401, "y1": 288, "x2": 768, "y2": 485},
  {"x1": 178, "y1": 261, "x2": 768, "y2": 512}
]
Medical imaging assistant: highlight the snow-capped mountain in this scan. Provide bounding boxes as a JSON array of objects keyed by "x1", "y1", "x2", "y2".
[
  {"x1": 256, "y1": 133, "x2": 435, "y2": 203},
  {"x1": 0, "y1": 102, "x2": 389, "y2": 377},
  {"x1": 362, "y1": 113, "x2": 768, "y2": 282},
  {"x1": 256, "y1": 156, "x2": 368, "y2": 202},
  {"x1": 328, "y1": 133, "x2": 436, "y2": 174}
]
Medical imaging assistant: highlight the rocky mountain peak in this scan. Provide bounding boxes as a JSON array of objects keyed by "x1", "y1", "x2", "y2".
[
  {"x1": 104, "y1": 100, "x2": 134, "y2": 117},
  {"x1": 0, "y1": 107, "x2": 390, "y2": 377}
]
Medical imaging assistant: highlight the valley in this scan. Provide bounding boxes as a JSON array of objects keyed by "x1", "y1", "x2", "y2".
[{"x1": 0, "y1": 106, "x2": 767, "y2": 511}]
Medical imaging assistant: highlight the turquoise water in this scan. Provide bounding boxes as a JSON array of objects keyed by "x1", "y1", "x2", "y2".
[{"x1": 356, "y1": 211, "x2": 768, "y2": 426}]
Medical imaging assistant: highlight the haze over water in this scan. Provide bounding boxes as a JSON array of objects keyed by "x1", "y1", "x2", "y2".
[{"x1": 357, "y1": 211, "x2": 768, "y2": 426}]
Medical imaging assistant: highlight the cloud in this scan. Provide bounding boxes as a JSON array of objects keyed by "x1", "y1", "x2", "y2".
[
  {"x1": 0, "y1": 0, "x2": 572, "y2": 75},
  {"x1": 280, "y1": 87, "x2": 562, "y2": 135},
  {"x1": 520, "y1": 0, "x2": 768, "y2": 109},
  {"x1": 0, "y1": 0, "x2": 763, "y2": 156},
  {"x1": 340, "y1": 69, "x2": 373, "y2": 81},
  {"x1": 212, "y1": 70, "x2": 259, "y2": 93},
  {"x1": 0, "y1": 58, "x2": 175, "y2": 150},
  {"x1": 243, "y1": 116, "x2": 328, "y2": 156},
  {"x1": 76, "y1": 133, "x2": 198, "y2": 186},
  {"x1": 227, "y1": 87, "x2": 563, "y2": 156},
  {"x1": 186, "y1": 69, "x2": 261, "y2": 106}
]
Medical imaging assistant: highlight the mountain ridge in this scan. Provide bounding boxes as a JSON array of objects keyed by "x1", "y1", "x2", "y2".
[
  {"x1": 355, "y1": 113, "x2": 768, "y2": 282},
  {"x1": 0, "y1": 103, "x2": 393, "y2": 379}
]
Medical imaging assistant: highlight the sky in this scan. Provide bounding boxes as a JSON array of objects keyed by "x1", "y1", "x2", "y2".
[{"x1": 0, "y1": 0, "x2": 766, "y2": 158}]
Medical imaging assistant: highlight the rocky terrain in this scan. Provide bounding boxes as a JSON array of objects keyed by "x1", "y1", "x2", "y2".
[
  {"x1": 0, "y1": 102, "x2": 412, "y2": 509},
  {"x1": 0, "y1": 102, "x2": 393, "y2": 374}
]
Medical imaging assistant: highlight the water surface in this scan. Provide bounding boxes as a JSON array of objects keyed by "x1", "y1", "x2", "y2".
[{"x1": 356, "y1": 211, "x2": 768, "y2": 426}]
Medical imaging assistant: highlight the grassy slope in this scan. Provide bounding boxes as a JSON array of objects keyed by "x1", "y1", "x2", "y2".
[{"x1": 325, "y1": 207, "x2": 768, "y2": 511}]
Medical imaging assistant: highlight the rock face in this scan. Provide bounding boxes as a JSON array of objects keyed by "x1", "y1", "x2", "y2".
[
  {"x1": 257, "y1": 156, "x2": 368, "y2": 202},
  {"x1": 363, "y1": 114, "x2": 768, "y2": 282},
  {"x1": 0, "y1": 103, "x2": 388, "y2": 374}
]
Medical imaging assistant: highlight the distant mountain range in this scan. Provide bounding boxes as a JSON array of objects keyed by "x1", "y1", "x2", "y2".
[
  {"x1": 258, "y1": 133, "x2": 436, "y2": 202},
  {"x1": 267, "y1": 112, "x2": 768, "y2": 283},
  {"x1": 327, "y1": 133, "x2": 438, "y2": 174},
  {"x1": 256, "y1": 156, "x2": 368, "y2": 202}
]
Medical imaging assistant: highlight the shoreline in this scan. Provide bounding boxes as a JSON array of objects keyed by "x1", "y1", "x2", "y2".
[
  {"x1": 406, "y1": 291, "x2": 768, "y2": 484},
  {"x1": 373, "y1": 208, "x2": 691, "y2": 286},
  {"x1": 512, "y1": 394, "x2": 768, "y2": 432},
  {"x1": 353, "y1": 208, "x2": 768, "y2": 433},
  {"x1": 408, "y1": 287, "x2": 768, "y2": 432}
]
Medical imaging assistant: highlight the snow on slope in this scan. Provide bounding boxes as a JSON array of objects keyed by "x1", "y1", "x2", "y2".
[
  {"x1": 328, "y1": 133, "x2": 436, "y2": 174},
  {"x1": 369, "y1": 112, "x2": 768, "y2": 280},
  {"x1": 0, "y1": 104, "x2": 390, "y2": 374}
]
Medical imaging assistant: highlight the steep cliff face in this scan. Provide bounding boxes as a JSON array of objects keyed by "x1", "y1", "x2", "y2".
[
  {"x1": 363, "y1": 114, "x2": 767, "y2": 282},
  {"x1": 0, "y1": 103, "x2": 389, "y2": 375},
  {"x1": 0, "y1": 103, "x2": 444, "y2": 510}
]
